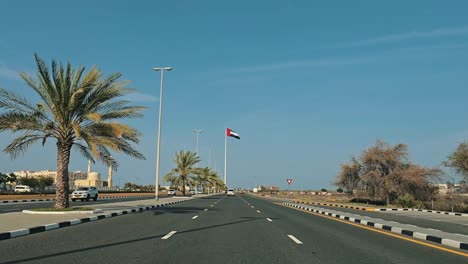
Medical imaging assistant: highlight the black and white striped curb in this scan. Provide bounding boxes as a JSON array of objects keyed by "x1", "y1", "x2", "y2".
[
  {"x1": 0, "y1": 195, "x2": 154, "y2": 204},
  {"x1": 375, "y1": 207, "x2": 468, "y2": 217},
  {"x1": 283, "y1": 202, "x2": 468, "y2": 251},
  {"x1": 294, "y1": 200, "x2": 468, "y2": 217},
  {"x1": 294, "y1": 200, "x2": 370, "y2": 211},
  {"x1": 0, "y1": 199, "x2": 190, "y2": 241}
]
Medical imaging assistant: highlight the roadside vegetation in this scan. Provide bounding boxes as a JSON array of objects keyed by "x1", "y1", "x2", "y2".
[
  {"x1": 164, "y1": 150, "x2": 226, "y2": 195},
  {"x1": 0, "y1": 54, "x2": 146, "y2": 208},
  {"x1": 333, "y1": 140, "x2": 467, "y2": 212}
]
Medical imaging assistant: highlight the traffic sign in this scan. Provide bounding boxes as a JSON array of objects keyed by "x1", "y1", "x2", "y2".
[{"x1": 286, "y1": 179, "x2": 292, "y2": 185}]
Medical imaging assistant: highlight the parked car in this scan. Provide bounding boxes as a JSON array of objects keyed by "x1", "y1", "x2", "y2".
[
  {"x1": 14, "y1": 185, "x2": 31, "y2": 193},
  {"x1": 227, "y1": 190, "x2": 235, "y2": 196},
  {"x1": 167, "y1": 189, "x2": 176, "y2": 196},
  {"x1": 189, "y1": 189, "x2": 196, "y2": 195},
  {"x1": 71, "y1": 187, "x2": 99, "y2": 202}
]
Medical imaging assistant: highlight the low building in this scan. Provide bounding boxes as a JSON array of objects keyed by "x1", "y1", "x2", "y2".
[
  {"x1": 74, "y1": 172, "x2": 106, "y2": 188},
  {"x1": 13, "y1": 170, "x2": 88, "y2": 189}
]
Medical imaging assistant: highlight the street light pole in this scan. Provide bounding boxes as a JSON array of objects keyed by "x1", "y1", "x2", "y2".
[
  {"x1": 153, "y1": 66, "x2": 173, "y2": 200},
  {"x1": 193, "y1": 129, "x2": 203, "y2": 168}
]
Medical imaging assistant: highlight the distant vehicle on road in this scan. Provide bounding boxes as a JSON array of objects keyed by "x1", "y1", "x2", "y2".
[
  {"x1": 189, "y1": 189, "x2": 196, "y2": 195},
  {"x1": 227, "y1": 190, "x2": 235, "y2": 196},
  {"x1": 71, "y1": 187, "x2": 98, "y2": 202},
  {"x1": 168, "y1": 189, "x2": 176, "y2": 196},
  {"x1": 14, "y1": 185, "x2": 31, "y2": 193}
]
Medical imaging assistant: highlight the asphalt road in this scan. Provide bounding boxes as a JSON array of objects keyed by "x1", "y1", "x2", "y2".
[
  {"x1": 0, "y1": 195, "x2": 465, "y2": 264},
  {"x1": 307, "y1": 204, "x2": 468, "y2": 235},
  {"x1": 0, "y1": 196, "x2": 156, "y2": 214}
]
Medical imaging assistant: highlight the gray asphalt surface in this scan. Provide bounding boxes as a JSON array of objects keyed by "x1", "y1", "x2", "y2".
[
  {"x1": 0, "y1": 194, "x2": 465, "y2": 264},
  {"x1": 307, "y1": 204, "x2": 468, "y2": 235},
  {"x1": 0, "y1": 196, "x2": 157, "y2": 214}
]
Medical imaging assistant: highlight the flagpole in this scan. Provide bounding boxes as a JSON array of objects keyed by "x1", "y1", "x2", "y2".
[{"x1": 224, "y1": 129, "x2": 227, "y2": 187}]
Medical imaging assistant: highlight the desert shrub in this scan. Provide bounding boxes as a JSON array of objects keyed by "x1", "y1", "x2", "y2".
[{"x1": 395, "y1": 194, "x2": 416, "y2": 208}]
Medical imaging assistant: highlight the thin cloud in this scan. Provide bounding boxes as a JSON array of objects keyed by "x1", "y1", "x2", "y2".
[
  {"x1": 123, "y1": 92, "x2": 158, "y2": 102},
  {"x1": 0, "y1": 64, "x2": 21, "y2": 81},
  {"x1": 235, "y1": 57, "x2": 372, "y2": 73},
  {"x1": 350, "y1": 25, "x2": 468, "y2": 47}
]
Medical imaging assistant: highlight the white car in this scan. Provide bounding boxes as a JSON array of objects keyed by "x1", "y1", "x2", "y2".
[
  {"x1": 14, "y1": 185, "x2": 31, "y2": 193},
  {"x1": 71, "y1": 187, "x2": 99, "y2": 202},
  {"x1": 167, "y1": 189, "x2": 176, "y2": 196},
  {"x1": 227, "y1": 190, "x2": 235, "y2": 196}
]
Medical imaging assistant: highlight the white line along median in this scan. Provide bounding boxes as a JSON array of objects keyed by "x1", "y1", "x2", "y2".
[
  {"x1": 162, "y1": 231, "x2": 177, "y2": 240},
  {"x1": 287, "y1": 235, "x2": 303, "y2": 244}
]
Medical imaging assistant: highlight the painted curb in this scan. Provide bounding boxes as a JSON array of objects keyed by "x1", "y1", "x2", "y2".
[
  {"x1": 0, "y1": 199, "x2": 191, "y2": 241},
  {"x1": 0, "y1": 195, "x2": 154, "y2": 204},
  {"x1": 283, "y1": 202, "x2": 468, "y2": 252},
  {"x1": 22, "y1": 209, "x2": 103, "y2": 215},
  {"x1": 294, "y1": 200, "x2": 468, "y2": 217}
]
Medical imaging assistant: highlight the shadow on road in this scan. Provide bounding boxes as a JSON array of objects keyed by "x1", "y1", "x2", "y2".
[{"x1": 1, "y1": 217, "x2": 265, "y2": 264}]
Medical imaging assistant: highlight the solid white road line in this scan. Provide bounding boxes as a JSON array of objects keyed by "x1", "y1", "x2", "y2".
[
  {"x1": 256, "y1": 210, "x2": 261, "y2": 213},
  {"x1": 162, "y1": 231, "x2": 177, "y2": 240},
  {"x1": 266, "y1": 218, "x2": 272, "y2": 222},
  {"x1": 287, "y1": 235, "x2": 303, "y2": 244},
  {"x1": 192, "y1": 215, "x2": 199, "y2": 220}
]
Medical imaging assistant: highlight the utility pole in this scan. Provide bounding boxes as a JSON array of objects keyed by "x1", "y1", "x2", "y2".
[{"x1": 193, "y1": 129, "x2": 203, "y2": 167}]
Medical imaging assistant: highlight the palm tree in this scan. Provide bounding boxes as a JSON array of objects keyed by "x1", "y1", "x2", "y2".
[
  {"x1": 164, "y1": 150, "x2": 200, "y2": 196},
  {"x1": 195, "y1": 167, "x2": 219, "y2": 193},
  {"x1": 0, "y1": 54, "x2": 146, "y2": 208}
]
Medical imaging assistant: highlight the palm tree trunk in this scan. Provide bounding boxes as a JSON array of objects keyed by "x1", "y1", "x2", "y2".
[
  {"x1": 55, "y1": 141, "x2": 72, "y2": 209},
  {"x1": 182, "y1": 177, "x2": 186, "y2": 196}
]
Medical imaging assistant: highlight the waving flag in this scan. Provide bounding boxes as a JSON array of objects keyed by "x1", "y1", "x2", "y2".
[{"x1": 226, "y1": 128, "x2": 240, "y2": 140}]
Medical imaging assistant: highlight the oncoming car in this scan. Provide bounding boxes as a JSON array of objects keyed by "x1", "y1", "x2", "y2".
[
  {"x1": 167, "y1": 189, "x2": 176, "y2": 196},
  {"x1": 227, "y1": 190, "x2": 235, "y2": 196},
  {"x1": 71, "y1": 187, "x2": 99, "y2": 202}
]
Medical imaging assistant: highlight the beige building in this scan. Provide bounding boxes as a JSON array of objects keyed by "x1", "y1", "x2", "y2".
[
  {"x1": 74, "y1": 172, "x2": 106, "y2": 188},
  {"x1": 13, "y1": 170, "x2": 88, "y2": 188}
]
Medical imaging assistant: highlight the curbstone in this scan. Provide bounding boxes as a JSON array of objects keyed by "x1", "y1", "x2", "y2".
[{"x1": 0, "y1": 195, "x2": 154, "y2": 204}]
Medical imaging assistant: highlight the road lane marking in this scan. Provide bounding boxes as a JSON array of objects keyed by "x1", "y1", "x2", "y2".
[
  {"x1": 278, "y1": 203, "x2": 468, "y2": 257},
  {"x1": 266, "y1": 218, "x2": 272, "y2": 222},
  {"x1": 204, "y1": 209, "x2": 208, "y2": 211},
  {"x1": 192, "y1": 215, "x2": 199, "y2": 220},
  {"x1": 210, "y1": 205, "x2": 214, "y2": 207},
  {"x1": 287, "y1": 235, "x2": 303, "y2": 244},
  {"x1": 251, "y1": 206, "x2": 254, "y2": 208},
  {"x1": 161, "y1": 231, "x2": 177, "y2": 240},
  {"x1": 257, "y1": 210, "x2": 261, "y2": 213}
]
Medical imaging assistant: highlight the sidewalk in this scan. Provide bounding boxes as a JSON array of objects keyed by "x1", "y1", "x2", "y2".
[
  {"x1": 0, "y1": 194, "x2": 216, "y2": 240},
  {"x1": 284, "y1": 202, "x2": 468, "y2": 251}
]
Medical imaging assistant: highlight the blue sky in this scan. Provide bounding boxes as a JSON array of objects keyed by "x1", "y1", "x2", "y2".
[{"x1": 1, "y1": 1, "x2": 468, "y2": 190}]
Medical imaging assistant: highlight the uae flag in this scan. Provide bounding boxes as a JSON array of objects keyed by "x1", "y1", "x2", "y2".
[{"x1": 226, "y1": 128, "x2": 240, "y2": 140}]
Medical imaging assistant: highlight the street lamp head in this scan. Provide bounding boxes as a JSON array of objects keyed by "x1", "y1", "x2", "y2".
[{"x1": 153, "y1": 67, "x2": 173, "y2": 71}]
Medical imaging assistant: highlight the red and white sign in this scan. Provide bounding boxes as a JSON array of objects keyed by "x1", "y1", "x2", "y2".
[{"x1": 286, "y1": 179, "x2": 292, "y2": 185}]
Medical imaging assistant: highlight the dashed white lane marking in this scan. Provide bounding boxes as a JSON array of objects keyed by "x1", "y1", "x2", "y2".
[
  {"x1": 287, "y1": 235, "x2": 303, "y2": 244},
  {"x1": 256, "y1": 210, "x2": 261, "y2": 213},
  {"x1": 204, "y1": 209, "x2": 208, "y2": 211},
  {"x1": 162, "y1": 231, "x2": 177, "y2": 240},
  {"x1": 210, "y1": 205, "x2": 214, "y2": 207},
  {"x1": 251, "y1": 206, "x2": 254, "y2": 208},
  {"x1": 266, "y1": 218, "x2": 272, "y2": 222},
  {"x1": 192, "y1": 215, "x2": 199, "y2": 220}
]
